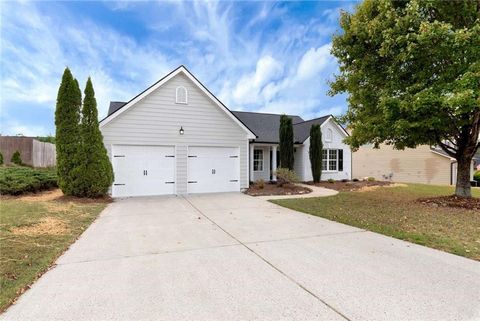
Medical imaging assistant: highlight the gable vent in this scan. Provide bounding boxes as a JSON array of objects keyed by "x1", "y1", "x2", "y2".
[{"x1": 176, "y1": 86, "x2": 188, "y2": 104}]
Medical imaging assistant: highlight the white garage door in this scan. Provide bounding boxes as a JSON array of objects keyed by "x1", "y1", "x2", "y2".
[
  {"x1": 112, "y1": 145, "x2": 175, "y2": 197},
  {"x1": 187, "y1": 146, "x2": 240, "y2": 193}
]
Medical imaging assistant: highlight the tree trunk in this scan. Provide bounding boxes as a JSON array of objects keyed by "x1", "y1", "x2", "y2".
[{"x1": 455, "y1": 156, "x2": 472, "y2": 198}]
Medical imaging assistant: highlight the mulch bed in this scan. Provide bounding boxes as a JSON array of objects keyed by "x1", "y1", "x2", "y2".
[
  {"x1": 245, "y1": 183, "x2": 312, "y2": 196},
  {"x1": 306, "y1": 180, "x2": 392, "y2": 192},
  {"x1": 417, "y1": 195, "x2": 480, "y2": 211}
]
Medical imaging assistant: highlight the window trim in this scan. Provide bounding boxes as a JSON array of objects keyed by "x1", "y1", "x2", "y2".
[
  {"x1": 175, "y1": 86, "x2": 188, "y2": 104},
  {"x1": 253, "y1": 149, "x2": 264, "y2": 172},
  {"x1": 322, "y1": 149, "x2": 339, "y2": 172}
]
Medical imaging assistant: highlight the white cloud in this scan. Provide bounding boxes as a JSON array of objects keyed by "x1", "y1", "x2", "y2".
[
  {"x1": 296, "y1": 44, "x2": 333, "y2": 81},
  {"x1": 232, "y1": 55, "x2": 283, "y2": 105}
]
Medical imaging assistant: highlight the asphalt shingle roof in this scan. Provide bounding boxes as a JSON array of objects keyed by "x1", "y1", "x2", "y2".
[
  {"x1": 108, "y1": 101, "x2": 127, "y2": 116},
  {"x1": 232, "y1": 111, "x2": 305, "y2": 143},
  {"x1": 292, "y1": 115, "x2": 331, "y2": 143}
]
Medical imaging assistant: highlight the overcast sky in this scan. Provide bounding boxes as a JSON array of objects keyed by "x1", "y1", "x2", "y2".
[{"x1": 1, "y1": 1, "x2": 356, "y2": 136}]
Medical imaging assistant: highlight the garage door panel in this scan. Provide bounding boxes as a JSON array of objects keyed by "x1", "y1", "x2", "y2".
[
  {"x1": 188, "y1": 146, "x2": 239, "y2": 194},
  {"x1": 112, "y1": 145, "x2": 175, "y2": 197}
]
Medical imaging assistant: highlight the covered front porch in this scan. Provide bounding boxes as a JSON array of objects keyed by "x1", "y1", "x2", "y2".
[{"x1": 249, "y1": 143, "x2": 304, "y2": 183}]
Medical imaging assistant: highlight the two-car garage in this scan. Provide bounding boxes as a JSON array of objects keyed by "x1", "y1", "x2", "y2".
[
  {"x1": 100, "y1": 66, "x2": 256, "y2": 198},
  {"x1": 112, "y1": 145, "x2": 240, "y2": 197}
]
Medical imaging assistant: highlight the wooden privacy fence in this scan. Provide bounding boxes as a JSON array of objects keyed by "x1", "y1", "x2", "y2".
[{"x1": 0, "y1": 136, "x2": 56, "y2": 168}]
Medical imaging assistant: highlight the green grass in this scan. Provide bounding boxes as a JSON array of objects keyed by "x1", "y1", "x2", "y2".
[
  {"x1": 272, "y1": 184, "x2": 480, "y2": 260},
  {"x1": 0, "y1": 166, "x2": 57, "y2": 195},
  {"x1": 0, "y1": 194, "x2": 107, "y2": 311}
]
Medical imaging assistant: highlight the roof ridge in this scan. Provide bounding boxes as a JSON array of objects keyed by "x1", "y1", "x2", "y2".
[
  {"x1": 232, "y1": 110, "x2": 302, "y2": 118},
  {"x1": 293, "y1": 114, "x2": 331, "y2": 125}
]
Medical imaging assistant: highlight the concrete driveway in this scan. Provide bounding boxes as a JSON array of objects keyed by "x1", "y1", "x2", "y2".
[{"x1": 3, "y1": 193, "x2": 480, "y2": 321}]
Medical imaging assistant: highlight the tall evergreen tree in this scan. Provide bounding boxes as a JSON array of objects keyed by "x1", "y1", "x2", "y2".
[
  {"x1": 55, "y1": 68, "x2": 81, "y2": 195},
  {"x1": 73, "y1": 77, "x2": 114, "y2": 197},
  {"x1": 279, "y1": 115, "x2": 294, "y2": 170},
  {"x1": 309, "y1": 124, "x2": 323, "y2": 183}
]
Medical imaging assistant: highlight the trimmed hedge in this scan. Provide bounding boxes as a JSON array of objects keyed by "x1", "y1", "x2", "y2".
[{"x1": 0, "y1": 167, "x2": 57, "y2": 195}]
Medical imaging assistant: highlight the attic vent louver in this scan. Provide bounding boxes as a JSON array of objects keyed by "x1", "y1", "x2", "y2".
[{"x1": 176, "y1": 86, "x2": 188, "y2": 104}]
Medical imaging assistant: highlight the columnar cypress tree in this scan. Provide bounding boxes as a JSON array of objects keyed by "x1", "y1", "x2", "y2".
[
  {"x1": 309, "y1": 124, "x2": 323, "y2": 183},
  {"x1": 279, "y1": 115, "x2": 294, "y2": 170},
  {"x1": 55, "y1": 68, "x2": 81, "y2": 195},
  {"x1": 73, "y1": 77, "x2": 114, "y2": 197}
]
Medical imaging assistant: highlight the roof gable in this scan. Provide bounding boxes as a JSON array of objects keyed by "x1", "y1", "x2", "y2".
[{"x1": 100, "y1": 66, "x2": 256, "y2": 139}]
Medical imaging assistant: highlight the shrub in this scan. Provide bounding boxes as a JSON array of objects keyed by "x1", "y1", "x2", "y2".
[
  {"x1": 279, "y1": 115, "x2": 294, "y2": 170},
  {"x1": 327, "y1": 178, "x2": 335, "y2": 183},
  {"x1": 275, "y1": 168, "x2": 299, "y2": 187},
  {"x1": 474, "y1": 170, "x2": 480, "y2": 182},
  {"x1": 0, "y1": 152, "x2": 3, "y2": 165},
  {"x1": 367, "y1": 177, "x2": 376, "y2": 182},
  {"x1": 254, "y1": 179, "x2": 265, "y2": 189},
  {"x1": 11, "y1": 151, "x2": 23, "y2": 165},
  {"x1": 309, "y1": 124, "x2": 323, "y2": 183},
  {"x1": 0, "y1": 167, "x2": 57, "y2": 195}
]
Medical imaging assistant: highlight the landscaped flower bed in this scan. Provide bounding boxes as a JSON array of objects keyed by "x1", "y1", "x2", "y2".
[
  {"x1": 245, "y1": 182, "x2": 311, "y2": 196},
  {"x1": 307, "y1": 180, "x2": 392, "y2": 192}
]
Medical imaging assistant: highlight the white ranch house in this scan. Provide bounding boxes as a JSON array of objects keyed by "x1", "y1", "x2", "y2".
[{"x1": 100, "y1": 66, "x2": 351, "y2": 197}]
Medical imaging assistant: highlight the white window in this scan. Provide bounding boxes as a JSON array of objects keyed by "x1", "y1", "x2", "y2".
[
  {"x1": 325, "y1": 128, "x2": 333, "y2": 142},
  {"x1": 322, "y1": 149, "x2": 341, "y2": 171},
  {"x1": 253, "y1": 149, "x2": 263, "y2": 171},
  {"x1": 176, "y1": 86, "x2": 188, "y2": 104},
  {"x1": 322, "y1": 150, "x2": 328, "y2": 171},
  {"x1": 328, "y1": 149, "x2": 338, "y2": 171}
]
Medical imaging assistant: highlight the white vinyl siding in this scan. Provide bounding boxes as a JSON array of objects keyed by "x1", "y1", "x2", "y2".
[
  {"x1": 101, "y1": 73, "x2": 249, "y2": 193},
  {"x1": 302, "y1": 119, "x2": 351, "y2": 181}
]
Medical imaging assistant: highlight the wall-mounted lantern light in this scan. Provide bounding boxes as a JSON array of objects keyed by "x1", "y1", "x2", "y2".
[{"x1": 179, "y1": 126, "x2": 184, "y2": 135}]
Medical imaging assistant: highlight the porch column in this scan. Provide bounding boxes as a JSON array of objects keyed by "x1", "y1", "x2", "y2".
[
  {"x1": 249, "y1": 144, "x2": 254, "y2": 183},
  {"x1": 272, "y1": 145, "x2": 277, "y2": 181}
]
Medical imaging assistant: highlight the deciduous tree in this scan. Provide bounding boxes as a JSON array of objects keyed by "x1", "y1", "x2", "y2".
[{"x1": 330, "y1": 0, "x2": 480, "y2": 197}]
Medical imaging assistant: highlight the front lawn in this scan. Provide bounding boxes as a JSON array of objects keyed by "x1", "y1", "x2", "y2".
[
  {"x1": 272, "y1": 184, "x2": 480, "y2": 261},
  {"x1": 0, "y1": 190, "x2": 108, "y2": 311}
]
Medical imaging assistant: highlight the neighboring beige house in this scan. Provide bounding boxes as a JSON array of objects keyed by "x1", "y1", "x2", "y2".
[{"x1": 352, "y1": 144, "x2": 474, "y2": 185}]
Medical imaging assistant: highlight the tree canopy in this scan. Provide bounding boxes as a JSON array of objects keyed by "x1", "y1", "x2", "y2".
[{"x1": 330, "y1": 0, "x2": 480, "y2": 197}]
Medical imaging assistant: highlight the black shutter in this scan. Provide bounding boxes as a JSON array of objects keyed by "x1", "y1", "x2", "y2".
[{"x1": 338, "y1": 149, "x2": 343, "y2": 171}]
